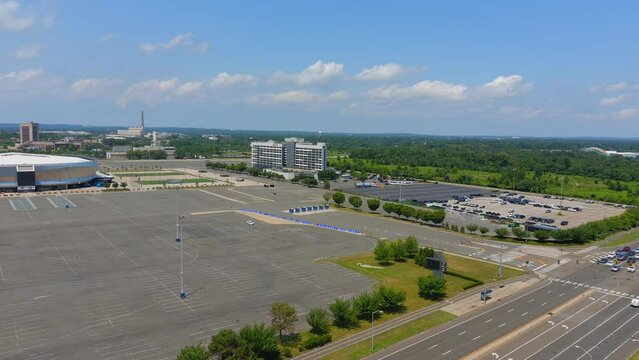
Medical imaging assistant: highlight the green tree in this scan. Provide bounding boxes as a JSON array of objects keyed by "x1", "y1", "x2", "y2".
[
  {"x1": 367, "y1": 198, "x2": 381, "y2": 212},
  {"x1": 306, "y1": 308, "x2": 332, "y2": 335},
  {"x1": 112, "y1": 182, "x2": 119, "y2": 189},
  {"x1": 404, "y1": 236, "x2": 419, "y2": 258},
  {"x1": 414, "y1": 247, "x2": 435, "y2": 268},
  {"x1": 348, "y1": 196, "x2": 363, "y2": 210},
  {"x1": 533, "y1": 230, "x2": 551, "y2": 242},
  {"x1": 466, "y1": 224, "x2": 479, "y2": 233},
  {"x1": 120, "y1": 181, "x2": 128, "y2": 189},
  {"x1": 495, "y1": 228, "x2": 510, "y2": 238},
  {"x1": 479, "y1": 226, "x2": 490, "y2": 236},
  {"x1": 374, "y1": 240, "x2": 394, "y2": 264},
  {"x1": 322, "y1": 192, "x2": 332, "y2": 203},
  {"x1": 383, "y1": 202, "x2": 397, "y2": 216},
  {"x1": 328, "y1": 298, "x2": 358, "y2": 328},
  {"x1": 208, "y1": 329, "x2": 241, "y2": 359},
  {"x1": 417, "y1": 276, "x2": 447, "y2": 300},
  {"x1": 238, "y1": 323, "x2": 280, "y2": 360},
  {"x1": 512, "y1": 227, "x2": 530, "y2": 240},
  {"x1": 270, "y1": 302, "x2": 298, "y2": 341},
  {"x1": 353, "y1": 291, "x2": 382, "y2": 319},
  {"x1": 332, "y1": 191, "x2": 346, "y2": 206},
  {"x1": 376, "y1": 285, "x2": 407, "y2": 312},
  {"x1": 391, "y1": 239, "x2": 408, "y2": 262},
  {"x1": 176, "y1": 344, "x2": 209, "y2": 360},
  {"x1": 323, "y1": 180, "x2": 330, "y2": 190}
]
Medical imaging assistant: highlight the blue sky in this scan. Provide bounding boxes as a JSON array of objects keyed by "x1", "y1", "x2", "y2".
[{"x1": 1, "y1": 1, "x2": 638, "y2": 136}]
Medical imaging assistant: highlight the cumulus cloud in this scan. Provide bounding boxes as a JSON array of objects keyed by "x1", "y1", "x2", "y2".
[
  {"x1": 253, "y1": 90, "x2": 350, "y2": 105},
  {"x1": 271, "y1": 60, "x2": 344, "y2": 85},
  {"x1": 367, "y1": 80, "x2": 468, "y2": 101},
  {"x1": 139, "y1": 33, "x2": 210, "y2": 54},
  {"x1": 0, "y1": 1, "x2": 35, "y2": 31},
  {"x1": 210, "y1": 72, "x2": 256, "y2": 87},
  {"x1": 600, "y1": 94, "x2": 629, "y2": 107},
  {"x1": 100, "y1": 33, "x2": 118, "y2": 43},
  {"x1": 70, "y1": 78, "x2": 121, "y2": 96},
  {"x1": 613, "y1": 108, "x2": 638, "y2": 120},
  {"x1": 117, "y1": 78, "x2": 179, "y2": 107},
  {"x1": 175, "y1": 81, "x2": 205, "y2": 96},
  {"x1": 2, "y1": 68, "x2": 43, "y2": 81},
  {"x1": 355, "y1": 63, "x2": 405, "y2": 81},
  {"x1": 14, "y1": 44, "x2": 42, "y2": 60},
  {"x1": 479, "y1": 75, "x2": 533, "y2": 97},
  {"x1": 591, "y1": 82, "x2": 639, "y2": 93}
]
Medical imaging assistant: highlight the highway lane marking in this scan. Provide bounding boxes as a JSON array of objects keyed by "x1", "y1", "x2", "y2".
[
  {"x1": 541, "y1": 302, "x2": 548, "y2": 306},
  {"x1": 497, "y1": 291, "x2": 607, "y2": 360},
  {"x1": 528, "y1": 298, "x2": 535, "y2": 303},
  {"x1": 568, "y1": 311, "x2": 639, "y2": 360},
  {"x1": 428, "y1": 344, "x2": 438, "y2": 350},
  {"x1": 547, "y1": 290, "x2": 552, "y2": 293},
  {"x1": 559, "y1": 293, "x2": 565, "y2": 297},
  {"x1": 484, "y1": 319, "x2": 493, "y2": 323},
  {"x1": 442, "y1": 350, "x2": 452, "y2": 356},
  {"x1": 473, "y1": 335, "x2": 482, "y2": 340},
  {"x1": 507, "y1": 308, "x2": 514, "y2": 313},
  {"x1": 601, "y1": 329, "x2": 639, "y2": 360},
  {"x1": 376, "y1": 280, "x2": 554, "y2": 360},
  {"x1": 458, "y1": 331, "x2": 467, "y2": 336},
  {"x1": 525, "y1": 296, "x2": 625, "y2": 360},
  {"x1": 521, "y1": 312, "x2": 528, "y2": 316},
  {"x1": 498, "y1": 323, "x2": 506, "y2": 328}
]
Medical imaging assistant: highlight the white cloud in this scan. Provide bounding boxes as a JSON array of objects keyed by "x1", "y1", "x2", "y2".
[
  {"x1": 600, "y1": 94, "x2": 629, "y2": 107},
  {"x1": 70, "y1": 78, "x2": 121, "y2": 96},
  {"x1": 100, "y1": 33, "x2": 118, "y2": 43},
  {"x1": 210, "y1": 72, "x2": 256, "y2": 87},
  {"x1": 140, "y1": 33, "x2": 210, "y2": 54},
  {"x1": 2, "y1": 68, "x2": 43, "y2": 81},
  {"x1": 480, "y1": 75, "x2": 533, "y2": 97},
  {"x1": 14, "y1": 45, "x2": 42, "y2": 60},
  {"x1": 355, "y1": 63, "x2": 405, "y2": 81},
  {"x1": 367, "y1": 80, "x2": 468, "y2": 101},
  {"x1": 591, "y1": 82, "x2": 639, "y2": 93},
  {"x1": 613, "y1": 108, "x2": 638, "y2": 120},
  {"x1": 253, "y1": 90, "x2": 350, "y2": 105},
  {"x1": 271, "y1": 60, "x2": 344, "y2": 86},
  {"x1": 117, "y1": 78, "x2": 179, "y2": 107},
  {"x1": 175, "y1": 81, "x2": 205, "y2": 96},
  {"x1": 0, "y1": 1, "x2": 35, "y2": 31}
]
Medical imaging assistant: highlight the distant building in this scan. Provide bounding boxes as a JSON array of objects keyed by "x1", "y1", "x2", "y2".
[
  {"x1": 251, "y1": 137, "x2": 326, "y2": 171},
  {"x1": 19, "y1": 121, "x2": 39, "y2": 144},
  {"x1": 116, "y1": 111, "x2": 145, "y2": 138},
  {"x1": 582, "y1": 147, "x2": 639, "y2": 158}
]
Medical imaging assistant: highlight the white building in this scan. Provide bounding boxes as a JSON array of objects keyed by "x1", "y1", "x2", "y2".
[{"x1": 251, "y1": 138, "x2": 326, "y2": 171}]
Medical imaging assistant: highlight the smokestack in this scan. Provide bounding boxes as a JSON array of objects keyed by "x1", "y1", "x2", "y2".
[{"x1": 141, "y1": 110, "x2": 144, "y2": 128}]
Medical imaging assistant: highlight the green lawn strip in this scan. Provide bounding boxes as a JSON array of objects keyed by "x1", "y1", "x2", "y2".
[
  {"x1": 113, "y1": 172, "x2": 184, "y2": 177},
  {"x1": 320, "y1": 310, "x2": 456, "y2": 360},
  {"x1": 631, "y1": 351, "x2": 639, "y2": 360},
  {"x1": 602, "y1": 230, "x2": 639, "y2": 248},
  {"x1": 138, "y1": 178, "x2": 214, "y2": 185}
]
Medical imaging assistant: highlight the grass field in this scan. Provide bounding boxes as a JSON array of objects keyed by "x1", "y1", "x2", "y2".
[
  {"x1": 631, "y1": 351, "x2": 639, "y2": 360},
  {"x1": 138, "y1": 178, "x2": 214, "y2": 185},
  {"x1": 114, "y1": 172, "x2": 184, "y2": 177},
  {"x1": 320, "y1": 310, "x2": 456, "y2": 360},
  {"x1": 603, "y1": 230, "x2": 639, "y2": 248}
]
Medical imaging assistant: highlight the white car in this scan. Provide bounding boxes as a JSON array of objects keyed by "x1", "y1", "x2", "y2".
[
  {"x1": 246, "y1": 220, "x2": 255, "y2": 225},
  {"x1": 629, "y1": 265, "x2": 636, "y2": 273},
  {"x1": 606, "y1": 260, "x2": 615, "y2": 266},
  {"x1": 611, "y1": 265, "x2": 621, "y2": 272},
  {"x1": 632, "y1": 298, "x2": 639, "y2": 307},
  {"x1": 607, "y1": 252, "x2": 616, "y2": 259}
]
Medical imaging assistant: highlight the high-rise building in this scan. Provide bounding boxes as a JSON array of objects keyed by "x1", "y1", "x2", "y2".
[
  {"x1": 19, "y1": 121, "x2": 39, "y2": 144},
  {"x1": 250, "y1": 138, "x2": 326, "y2": 171}
]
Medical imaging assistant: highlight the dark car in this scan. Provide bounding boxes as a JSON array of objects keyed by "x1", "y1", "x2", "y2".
[
  {"x1": 598, "y1": 258, "x2": 609, "y2": 264},
  {"x1": 623, "y1": 246, "x2": 632, "y2": 252},
  {"x1": 560, "y1": 221, "x2": 569, "y2": 226}
]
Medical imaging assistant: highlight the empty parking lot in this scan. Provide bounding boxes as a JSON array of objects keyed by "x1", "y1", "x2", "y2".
[
  {"x1": 344, "y1": 182, "x2": 492, "y2": 202},
  {"x1": 0, "y1": 190, "x2": 373, "y2": 359}
]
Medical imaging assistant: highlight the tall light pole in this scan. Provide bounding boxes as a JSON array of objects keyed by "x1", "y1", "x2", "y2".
[
  {"x1": 371, "y1": 310, "x2": 383, "y2": 351},
  {"x1": 171, "y1": 180, "x2": 186, "y2": 299},
  {"x1": 498, "y1": 242, "x2": 503, "y2": 279},
  {"x1": 575, "y1": 345, "x2": 592, "y2": 360}
]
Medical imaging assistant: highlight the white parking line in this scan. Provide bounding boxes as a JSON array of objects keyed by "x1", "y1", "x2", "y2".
[{"x1": 428, "y1": 344, "x2": 438, "y2": 350}]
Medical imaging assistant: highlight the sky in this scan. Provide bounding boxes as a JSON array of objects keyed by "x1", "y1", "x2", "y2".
[{"x1": 0, "y1": 1, "x2": 638, "y2": 137}]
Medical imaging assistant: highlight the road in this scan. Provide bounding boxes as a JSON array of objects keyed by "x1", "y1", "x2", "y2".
[{"x1": 367, "y1": 260, "x2": 639, "y2": 360}]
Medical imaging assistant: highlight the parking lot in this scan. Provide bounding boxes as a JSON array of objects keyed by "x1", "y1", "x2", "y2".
[
  {"x1": 0, "y1": 190, "x2": 374, "y2": 359},
  {"x1": 442, "y1": 192, "x2": 625, "y2": 229}
]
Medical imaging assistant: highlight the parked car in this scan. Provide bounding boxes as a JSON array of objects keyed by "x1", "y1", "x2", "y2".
[
  {"x1": 598, "y1": 258, "x2": 609, "y2": 264},
  {"x1": 623, "y1": 246, "x2": 632, "y2": 252},
  {"x1": 560, "y1": 221, "x2": 569, "y2": 226},
  {"x1": 628, "y1": 265, "x2": 636, "y2": 273},
  {"x1": 606, "y1": 260, "x2": 615, "y2": 266},
  {"x1": 611, "y1": 264, "x2": 621, "y2": 272}
]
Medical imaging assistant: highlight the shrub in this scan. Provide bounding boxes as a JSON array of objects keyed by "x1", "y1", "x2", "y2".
[
  {"x1": 306, "y1": 308, "x2": 332, "y2": 335},
  {"x1": 281, "y1": 347, "x2": 293, "y2": 358},
  {"x1": 405, "y1": 236, "x2": 419, "y2": 258},
  {"x1": 479, "y1": 226, "x2": 489, "y2": 235},
  {"x1": 376, "y1": 285, "x2": 407, "y2": 312},
  {"x1": 367, "y1": 198, "x2": 381, "y2": 212},
  {"x1": 495, "y1": 228, "x2": 509, "y2": 238},
  {"x1": 328, "y1": 298, "x2": 358, "y2": 328},
  {"x1": 417, "y1": 276, "x2": 447, "y2": 300},
  {"x1": 302, "y1": 334, "x2": 332, "y2": 350},
  {"x1": 352, "y1": 291, "x2": 382, "y2": 319},
  {"x1": 374, "y1": 240, "x2": 394, "y2": 264}
]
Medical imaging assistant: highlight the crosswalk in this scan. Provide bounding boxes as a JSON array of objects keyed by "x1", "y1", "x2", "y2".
[
  {"x1": 549, "y1": 278, "x2": 639, "y2": 299},
  {"x1": 586, "y1": 252, "x2": 612, "y2": 263}
]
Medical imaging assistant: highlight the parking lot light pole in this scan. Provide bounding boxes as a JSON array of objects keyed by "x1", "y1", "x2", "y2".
[
  {"x1": 574, "y1": 345, "x2": 592, "y2": 360},
  {"x1": 371, "y1": 310, "x2": 383, "y2": 351},
  {"x1": 171, "y1": 180, "x2": 186, "y2": 299}
]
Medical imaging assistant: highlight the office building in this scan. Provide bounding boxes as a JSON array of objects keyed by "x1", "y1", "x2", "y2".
[
  {"x1": 117, "y1": 111, "x2": 145, "y2": 138},
  {"x1": 19, "y1": 121, "x2": 39, "y2": 144},
  {"x1": 251, "y1": 138, "x2": 326, "y2": 171}
]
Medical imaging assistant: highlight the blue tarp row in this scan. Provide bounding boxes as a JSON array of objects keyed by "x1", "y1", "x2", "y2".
[{"x1": 239, "y1": 209, "x2": 361, "y2": 235}]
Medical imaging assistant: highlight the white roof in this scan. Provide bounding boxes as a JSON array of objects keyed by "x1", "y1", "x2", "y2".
[{"x1": 0, "y1": 152, "x2": 93, "y2": 166}]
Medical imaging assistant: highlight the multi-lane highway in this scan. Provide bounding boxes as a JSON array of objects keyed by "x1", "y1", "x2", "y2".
[{"x1": 367, "y1": 258, "x2": 639, "y2": 360}]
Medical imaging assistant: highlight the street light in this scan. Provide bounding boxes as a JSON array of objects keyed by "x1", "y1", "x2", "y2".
[
  {"x1": 371, "y1": 310, "x2": 384, "y2": 351},
  {"x1": 170, "y1": 179, "x2": 186, "y2": 299},
  {"x1": 575, "y1": 345, "x2": 592, "y2": 360}
]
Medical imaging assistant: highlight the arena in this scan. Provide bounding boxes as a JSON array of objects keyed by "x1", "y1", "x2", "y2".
[{"x1": 0, "y1": 152, "x2": 99, "y2": 192}]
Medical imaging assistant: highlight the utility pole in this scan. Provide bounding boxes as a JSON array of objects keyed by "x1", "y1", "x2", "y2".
[
  {"x1": 174, "y1": 183, "x2": 186, "y2": 299},
  {"x1": 498, "y1": 242, "x2": 503, "y2": 279}
]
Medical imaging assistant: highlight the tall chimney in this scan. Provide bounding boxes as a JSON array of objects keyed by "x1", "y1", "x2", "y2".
[{"x1": 141, "y1": 110, "x2": 145, "y2": 128}]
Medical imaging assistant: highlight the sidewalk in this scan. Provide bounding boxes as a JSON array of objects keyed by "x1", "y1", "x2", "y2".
[{"x1": 293, "y1": 275, "x2": 537, "y2": 360}]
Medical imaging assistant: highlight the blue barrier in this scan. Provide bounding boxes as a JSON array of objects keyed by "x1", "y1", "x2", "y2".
[{"x1": 239, "y1": 209, "x2": 361, "y2": 235}]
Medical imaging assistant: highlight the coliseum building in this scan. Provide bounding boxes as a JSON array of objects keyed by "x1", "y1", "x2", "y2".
[{"x1": 0, "y1": 153, "x2": 99, "y2": 192}]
